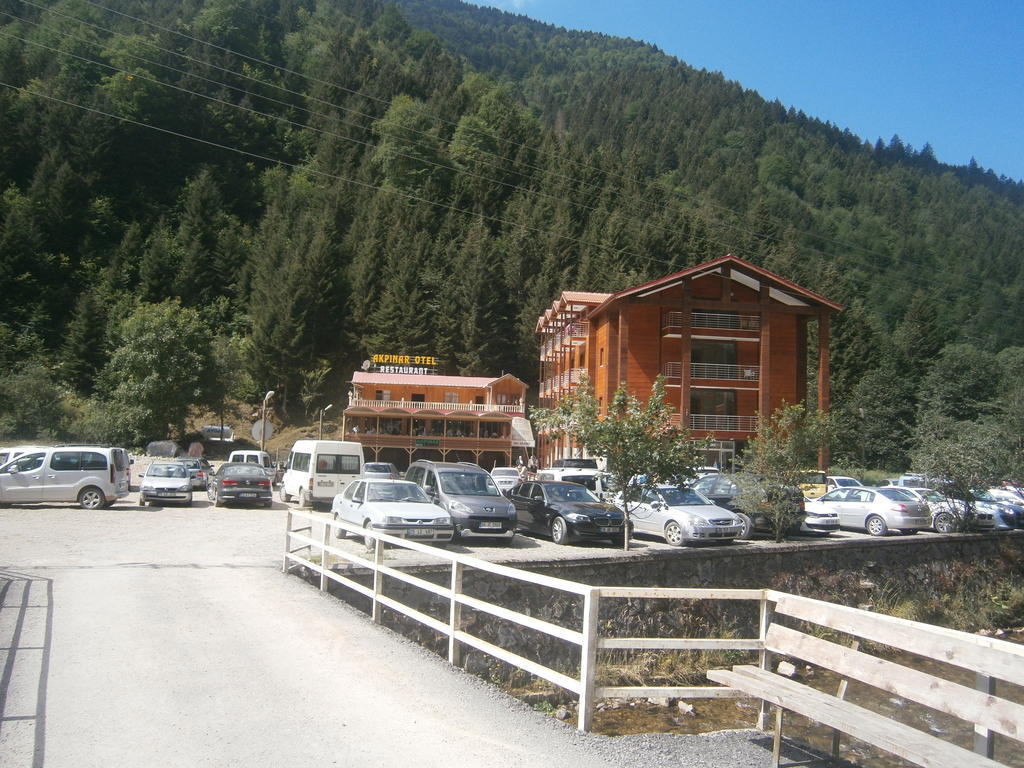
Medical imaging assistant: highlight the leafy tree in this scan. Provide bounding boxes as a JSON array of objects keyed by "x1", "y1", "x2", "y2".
[
  {"x1": 0, "y1": 360, "x2": 68, "y2": 442},
  {"x1": 735, "y1": 403, "x2": 831, "y2": 542},
  {"x1": 532, "y1": 376, "x2": 709, "y2": 550},
  {"x1": 95, "y1": 299, "x2": 215, "y2": 445}
]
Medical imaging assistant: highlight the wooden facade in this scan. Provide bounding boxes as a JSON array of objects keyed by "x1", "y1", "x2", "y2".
[
  {"x1": 536, "y1": 255, "x2": 842, "y2": 469},
  {"x1": 342, "y1": 372, "x2": 532, "y2": 470}
]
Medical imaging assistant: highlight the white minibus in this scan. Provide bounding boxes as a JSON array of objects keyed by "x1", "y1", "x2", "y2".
[{"x1": 280, "y1": 440, "x2": 363, "y2": 508}]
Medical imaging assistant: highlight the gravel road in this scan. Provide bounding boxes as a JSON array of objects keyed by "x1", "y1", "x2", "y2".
[{"x1": 0, "y1": 495, "x2": 805, "y2": 768}]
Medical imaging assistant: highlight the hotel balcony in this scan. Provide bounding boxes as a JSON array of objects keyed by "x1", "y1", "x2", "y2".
[
  {"x1": 347, "y1": 397, "x2": 524, "y2": 415},
  {"x1": 662, "y1": 311, "x2": 761, "y2": 336},
  {"x1": 538, "y1": 367, "x2": 588, "y2": 398},
  {"x1": 661, "y1": 362, "x2": 760, "y2": 381},
  {"x1": 670, "y1": 413, "x2": 759, "y2": 432},
  {"x1": 540, "y1": 322, "x2": 590, "y2": 360}
]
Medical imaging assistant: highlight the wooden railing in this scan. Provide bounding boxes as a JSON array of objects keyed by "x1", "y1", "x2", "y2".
[
  {"x1": 283, "y1": 509, "x2": 761, "y2": 730},
  {"x1": 348, "y1": 398, "x2": 524, "y2": 415}
]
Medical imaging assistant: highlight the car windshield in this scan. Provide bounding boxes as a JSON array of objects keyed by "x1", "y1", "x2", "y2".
[
  {"x1": 659, "y1": 487, "x2": 711, "y2": 506},
  {"x1": 833, "y1": 477, "x2": 859, "y2": 487},
  {"x1": 364, "y1": 463, "x2": 393, "y2": 473},
  {"x1": 366, "y1": 483, "x2": 429, "y2": 503},
  {"x1": 149, "y1": 464, "x2": 188, "y2": 478},
  {"x1": 557, "y1": 459, "x2": 598, "y2": 469},
  {"x1": 225, "y1": 466, "x2": 266, "y2": 477},
  {"x1": 877, "y1": 488, "x2": 912, "y2": 501},
  {"x1": 438, "y1": 471, "x2": 501, "y2": 496},
  {"x1": 546, "y1": 484, "x2": 598, "y2": 503},
  {"x1": 492, "y1": 469, "x2": 520, "y2": 478},
  {"x1": 801, "y1": 471, "x2": 826, "y2": 484}
]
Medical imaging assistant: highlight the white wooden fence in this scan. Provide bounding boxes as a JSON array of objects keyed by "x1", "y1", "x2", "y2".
[{"x1": 283, "y1": 508, "x2": 763, "y2": 730}]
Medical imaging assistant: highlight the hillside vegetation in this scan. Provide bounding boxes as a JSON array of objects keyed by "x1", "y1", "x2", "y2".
[{"x1": 1, "y1": 0, "x2": 1023, "y2": 470}]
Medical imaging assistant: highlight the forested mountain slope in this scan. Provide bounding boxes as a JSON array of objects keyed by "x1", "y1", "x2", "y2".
[{"x1": 1, "y1": 0, "x2": 1022, "y2": 468}]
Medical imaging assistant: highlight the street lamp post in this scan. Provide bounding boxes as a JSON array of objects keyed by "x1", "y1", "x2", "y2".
[
  {"x1": 319, "y1": 403, "x2": 334, "y2": 440},
  {"x1": 260, "y1": 390, "x2": 275, "y2": 453}
]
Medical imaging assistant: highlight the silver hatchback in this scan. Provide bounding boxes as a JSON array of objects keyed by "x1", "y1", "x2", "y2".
[{"x1": 807, "y1": 486, "x2": 931, "y2": 536}]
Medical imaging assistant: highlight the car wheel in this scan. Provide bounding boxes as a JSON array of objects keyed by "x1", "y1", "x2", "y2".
[
  {"x1": 297, "y1": 488, "x2": 309, "y2": 508},
  {"x1": 550, "y1": 516, "x2": 570, "y2": 545},
  {"x1": 334, "y1": 512, "x2": 348, "y2": 539},
  {"x1": 280, "y1": 487, "x2": 292, "y2": 503},
  {"x1": 214, "y1": 494, "x2": 225, "y2": 508},
  {"x1": 664, "y1": 520, "x2": 686, "y2": 547},
  {"x1": 865, "y1": 515, "x2": 889, "y2": 536},
  {"x1": 363, "y1": 521, "x2": 376, "y2": 551},
  {"x1": 934, "y1": 513, "x2": 957, "y2": 534},
  {"x1": 736, "y1": 513, "x2": 753, "y2": 540},
  {"x1": 78, "y1": 486, "x2": 105, "y2": 510},
  {"x1": 139, "y1": 498, "x2": 147, "y2": 507}
]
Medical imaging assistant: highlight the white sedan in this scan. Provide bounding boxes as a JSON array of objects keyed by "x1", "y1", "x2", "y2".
[
  {"x1": 622, "y1": 485, "x2": 746, "y2": 546},
  {"x1": 332, "y1": 479, "x2": 454, "y2": 548}
]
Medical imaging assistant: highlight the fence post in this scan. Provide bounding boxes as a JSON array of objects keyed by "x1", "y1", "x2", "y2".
[
  {"x1": 448, "y1": 561, "x2": 464, "y2": 666},
  {"x1": 282, "y1": 509, "x2": 293, "y2": 572},
  {"x1": 371, "y1": 537, "x2": 383, "y2": 623},
  {"x1": 974, "y1": 673, "x2": 995, "y2": 758},
  {"x1": 757, "y1": 590, "x2": 774, "y2": 731},
  {"x1": 319, "y1": 518, "x2": 329, "y2": 592},
  {"x1": 577, "y1": 587, "x2": 600, "y2": 731}
]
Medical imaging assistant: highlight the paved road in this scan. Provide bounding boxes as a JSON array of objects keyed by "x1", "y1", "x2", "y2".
[{"x1": 0, "y1": 497, "x2": 784, "y2": 768}]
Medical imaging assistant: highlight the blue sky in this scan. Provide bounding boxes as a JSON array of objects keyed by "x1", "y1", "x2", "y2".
[{"x1": 475, "y1": 1, "x2": 1024, "y2": 182}]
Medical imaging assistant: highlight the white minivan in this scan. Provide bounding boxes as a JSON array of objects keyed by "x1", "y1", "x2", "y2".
[
  {"x1": 227, "y1": 449, "x2": 272, "y2": 469},
  {"x1": 0, "y1": 445, "x2": 131, "y2": 508},
  {"x1": 281, "y1": 440, "x2": 363, "y2": 508}
]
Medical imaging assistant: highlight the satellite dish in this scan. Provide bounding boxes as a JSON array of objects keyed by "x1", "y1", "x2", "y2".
[
  {"x1": 251, "y1": 419, "x2": 274, "y2": 441},
  {"x1": 361, "y1": 359, "x2": 372, "y2": 370}
]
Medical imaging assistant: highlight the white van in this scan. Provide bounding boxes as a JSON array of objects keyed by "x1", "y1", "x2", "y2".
[
  {"x1": 227, "y1": 450, "x2": 272, "y2": 469},
  {"x1": 0, "y1": 445, "x2": 130, "y2": 508},
  {"x1": 281, "y1": 440, "x2": 362, "y2": 508}
]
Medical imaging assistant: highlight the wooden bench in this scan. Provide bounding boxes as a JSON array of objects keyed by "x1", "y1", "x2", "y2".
[{"x1": 707, "y1": 591, "x2": 1024, "y2": 768}]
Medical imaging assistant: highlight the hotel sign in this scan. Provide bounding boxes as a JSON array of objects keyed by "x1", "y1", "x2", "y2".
[{"x1": 371, "y1": 353, "x2": 440, "y2": 375}]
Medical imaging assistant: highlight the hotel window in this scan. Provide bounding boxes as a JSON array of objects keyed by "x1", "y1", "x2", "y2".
[
  {"x1": 444, "y1": 392, "x2": 459, "y2": 404},
  {"x1": 692, "y1": 341, "x2": 736, "y2": 365},
  {"x1": 690, "y1": 390, "x2": 736, "y2": 415},
  {"x1": 375, "y1": 390, "x2": 391, "y2": 401},
  {"x1": 412, "y1": 393, "x2": 425, "y2": 402},
  {"x1": 496, "y1": 392, "x2": 515, "y2": 405}
]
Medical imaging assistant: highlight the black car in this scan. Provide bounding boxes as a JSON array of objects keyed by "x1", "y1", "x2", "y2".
[
  {"x1": 207, "y1": 462, "x2": 273, "y2": 508},
  {"x1": 509, "y1": 480, "x2": 625, "y2": 545}
]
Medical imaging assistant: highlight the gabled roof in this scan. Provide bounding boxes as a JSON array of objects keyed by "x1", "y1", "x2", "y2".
[
  {"x1": 590, "y1": 254, "x2": 843, "y2": 315},
  {"x1": 536, "y1": 290, "x2": 612, "y2": 333}
]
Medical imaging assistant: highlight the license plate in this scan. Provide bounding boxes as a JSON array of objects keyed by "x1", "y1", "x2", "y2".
[
  {"x1": 406, "y1": 528, "x2": 433, "y2": 537},
  {"x1": 599, "y1": 527, "x2": 619, "y2": 533},
  {"x1": 239, "y1": 492, "x2": 257, "y2": 498},
  {"x1": 156, "y1": 491, "x2": 176, "y2": 497},
  {"x1": 317, "y1": 480, "x2": 334, "y2": 487},
  {"x1": 479, "y1": 521, "x2": 503, "y2": 529}
]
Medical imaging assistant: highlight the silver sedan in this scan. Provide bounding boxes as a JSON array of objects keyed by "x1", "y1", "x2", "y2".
[{"x1": 806, "y1": 486, "x2": 931, "y2": 536}]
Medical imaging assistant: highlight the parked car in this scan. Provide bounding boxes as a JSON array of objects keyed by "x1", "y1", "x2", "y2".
[
  {"x1": 536, "y1": 469, "x2": 616, "y2": 500},
  {"x1": 0, "y1": 445, "x2": 45, "y2": 467},
  {"x1": 973, "y1": 489, "x2": 1024, "y2": 528},
  {"x1": 139, "y1": 462, "x2": 193, "y2": 506},
  {"x1": 405, "y1": 460, "x2": 517, "y2": 541},
  {"x1": 623, "y1": 485, "x2": 745, "y2": 546},
  {"x1": 826, "y1": 475, "x2": 862, "y2": 491},
  {"x1": 490, "y1": 466, "x2": 522, "y2": 493},
  {"x1": 332, "y1": 479, "x2": 453, "y2": 548},
  {"x1": 361, "y1": 462, "x2": 401, "y2": 480},
  {"x1": 900, "y1": 487, "x2": 996, "y2": 532},
  {"x1": 206, "y1": 462, "x2": 273, "y2": 507},
  {"x1": 280, "y1": 440, "x2": 362, "y2": 508},
  {"x1": 798, "y1": 470, "x2": 828, "y2": 500},
  {"x1": 0, "y1": 445, "x2": 130, "y2": 509},
  {"x1": 690, "y1": 473, "x2": 837, "y2": 537},
  {"x1": 806, "y1": 486, "x2": 931, "y2": 536},
  {"x1": 227, "y1": 450, "x2": 273, "y2": 469},
  {"x1": 175, "y1": 456, "x2": 212, "y2": 490},
  {"x1": 509, "y1": 480, "x2": 625, "y2": 545}
]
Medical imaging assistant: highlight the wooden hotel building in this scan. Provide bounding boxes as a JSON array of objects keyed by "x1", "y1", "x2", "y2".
[
  {"x1": 342, "y1": 371, "x2": 532, "y2": 470},
  {"x1": 536, "y1": 254, "x2": 842, "y2": 469}
]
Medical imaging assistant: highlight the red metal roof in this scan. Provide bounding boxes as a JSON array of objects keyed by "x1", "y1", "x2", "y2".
[
  {"x1": 589, "y1": 254, "x2": 844, "y2": 316},
  {"x1": 352, "y1": 372, "x2": 526, "y2": 388}
]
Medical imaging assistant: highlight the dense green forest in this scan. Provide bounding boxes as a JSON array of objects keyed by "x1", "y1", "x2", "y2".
[{"x1": 1, "y1": 0, "x2": 1023, "y2": 471}]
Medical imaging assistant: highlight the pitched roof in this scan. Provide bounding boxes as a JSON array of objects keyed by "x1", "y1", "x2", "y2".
[{"x1": 591, "y1": 254, "x2": 844, "y2": 315}]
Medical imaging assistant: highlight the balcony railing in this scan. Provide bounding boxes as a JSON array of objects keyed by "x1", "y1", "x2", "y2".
[
  {"x1": 539, "y1": 368, "x2": 587, "y2": 397},
  {"x1": 662, "y1": 362, "x2": 760, "y2": 381},
  {"x1": 689, "y1": 414, "x2": 758, "y2": 432},
  {"x1": 663, "y1": 311, "x2": 761, "y2": 333},
  {"x1": 541, "y1": 322, "x2": 590, "y2": 360},
  {"x1": 348, "y1": 398, "x2": 524, "y2": 414}
]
